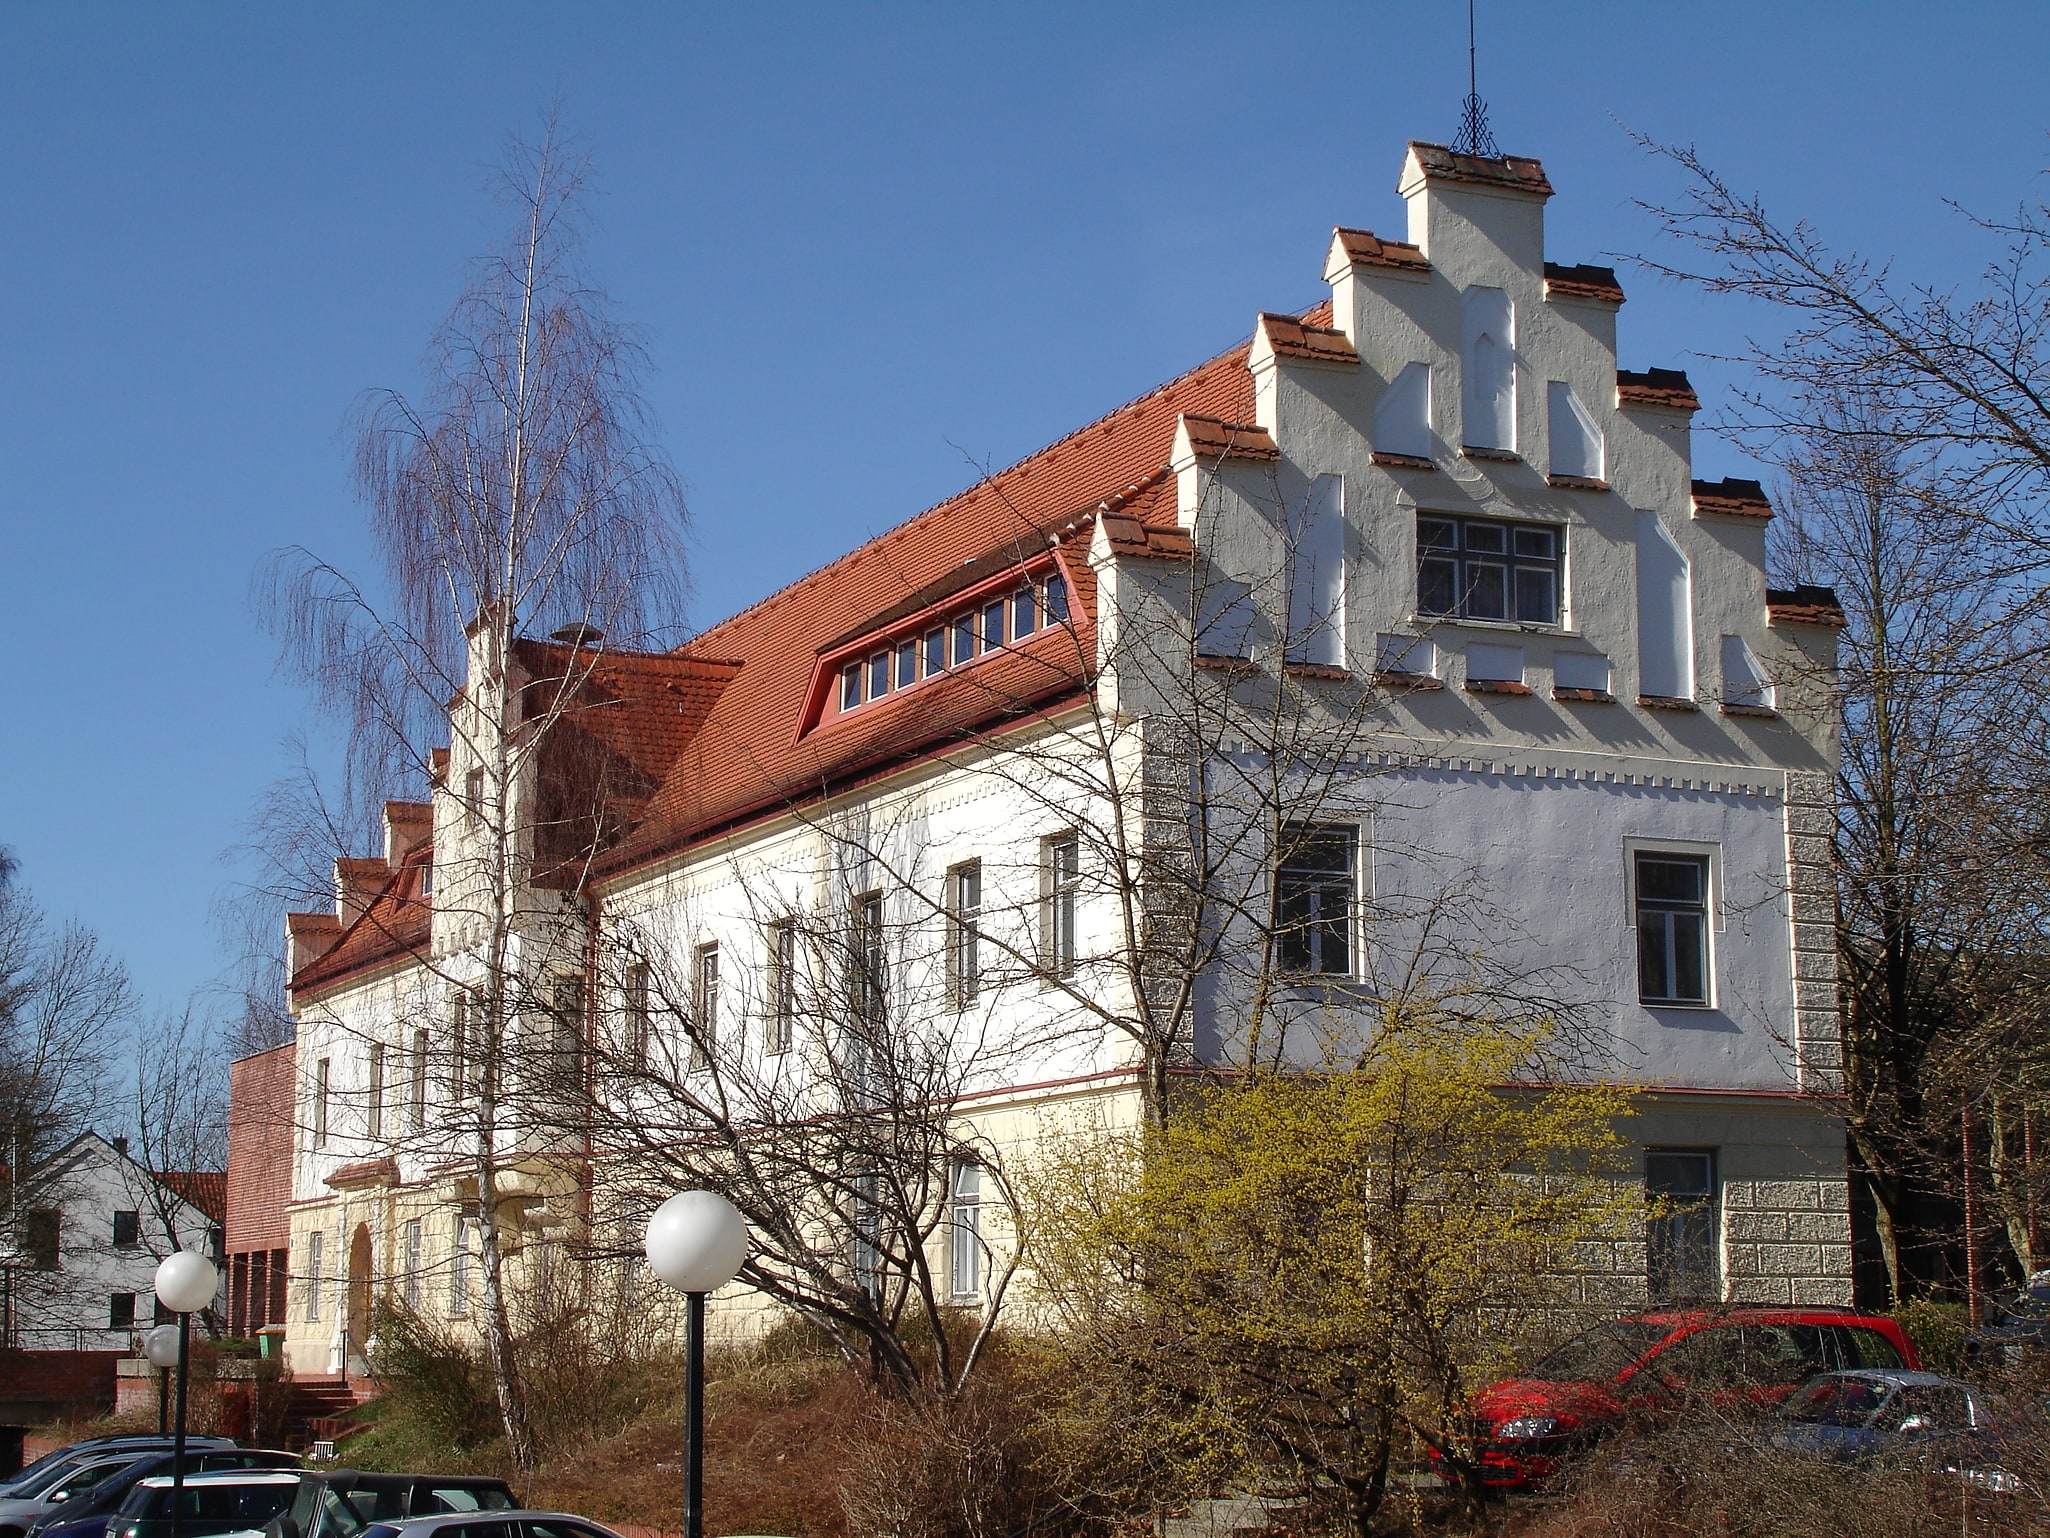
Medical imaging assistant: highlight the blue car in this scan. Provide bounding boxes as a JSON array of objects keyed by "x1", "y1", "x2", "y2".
[
  {"x1": 25, "y1": 1454, "x2": 299, "y2": 1538},
  {"x1": 1766, "y1": 1369, "x2": 2026, "y2": 1491}
]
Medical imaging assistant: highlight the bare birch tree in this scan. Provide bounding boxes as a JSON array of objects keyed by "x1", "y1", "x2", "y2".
[{"x1": 264, "y1": 115, "x2": 687, "y2": 1467}]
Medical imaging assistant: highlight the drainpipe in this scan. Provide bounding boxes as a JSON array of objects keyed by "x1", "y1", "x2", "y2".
[{"x1": 1963, "y1": 1108, "x2": 1983, "y2": 1327}]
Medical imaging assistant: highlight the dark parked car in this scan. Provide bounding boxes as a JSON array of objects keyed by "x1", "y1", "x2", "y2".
[
  {"x1": 359, "y1": 1514, "x2": 622, "y2": 1538},
  {"x1": 1458, "y1": 1308, "x2": 1921, "y2": 1489},
  {"x1": 1, "y1": 1446, "x2": 235, "y2": 1503},
  {"x1": 108, "y1": 1474, "x2": 305, "y2": 1538},
  {"x1": 1767, "y1": 1370, "x2": 2029, "y2": 1492},
  {"x1": 28, "y1": 1453, "x2": 300, "y2": 1538},
  {"x1": 263, "y1": 1473, "x2": 518, "y2": 1538}
]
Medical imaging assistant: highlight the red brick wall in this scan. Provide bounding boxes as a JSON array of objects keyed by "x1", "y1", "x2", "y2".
[{"x1": 225, "y1": 1042, "x2": 295, "y2": 1254}]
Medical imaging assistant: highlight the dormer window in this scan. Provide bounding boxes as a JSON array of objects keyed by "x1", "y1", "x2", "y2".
[{"x1": 830, "y1": 571, "x2": 1071, "y2": 718}]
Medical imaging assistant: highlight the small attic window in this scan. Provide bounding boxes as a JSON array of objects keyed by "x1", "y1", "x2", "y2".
[
  {"x1": 841, "y1": 663, "x2": 863, "y2": 711},
  {"x1": 868, "y1": 652, "x2": 892, "y2": 699},
  {"x1": 829, "y1": 564, "x2": 1072, "y2": 717}
]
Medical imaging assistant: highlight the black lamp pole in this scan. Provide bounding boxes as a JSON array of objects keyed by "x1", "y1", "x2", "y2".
[
  {"x1": 170, "y1": 1312, "x2": 190, "y2": 1538},
  {"x1": 156, "y1": 1357, "x2": 169, "y2": 1436},
  {"x1": 685, "y1": 1291, "x2": 706, "y2": 1538}
]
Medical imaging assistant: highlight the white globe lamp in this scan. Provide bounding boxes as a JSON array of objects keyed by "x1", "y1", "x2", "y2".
[
  {"x1": 142, "y1": 1323, "x2": 182, "y2": 1368},
  {"x1": 643, "y1": 1190, "x2": 750, "y2": 1538},
  {"x1": 644, "y1": 1190, "x2": 749, "y2": 1295},
  {"x1": 153, "y1": 1251, "x2": 220, "y2": 1314}
]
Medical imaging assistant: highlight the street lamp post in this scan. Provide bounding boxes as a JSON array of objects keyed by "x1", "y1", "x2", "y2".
[
  {"x1": 643, "y1": 1191, "x2": 749, "y2": 1538},
  {"x1": 152, "y1": 1252, "x2": 220, "y2": 1538},
  {"x1": 142, "y1": 1324, "x2": 181, "y2": 1435}
]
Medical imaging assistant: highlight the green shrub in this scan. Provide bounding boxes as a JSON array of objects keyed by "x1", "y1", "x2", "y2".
[{"x1": 1889, "y1": 1297, "x2": 1971, "y2": 1376}]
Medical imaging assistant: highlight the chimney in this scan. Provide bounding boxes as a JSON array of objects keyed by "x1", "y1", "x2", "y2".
[
  {"x1": 112, "y1": 1136, "x2": 129, "y2": 1157},
  {"x1": 287, "y1": 911, "x2": 344, "y2": 974},
  {"x1": 383, "y1": 801, "x2": 433, "y2": 866},
  {"x1": 334, "y1": 856, "x2": 389, "y2": 927}
]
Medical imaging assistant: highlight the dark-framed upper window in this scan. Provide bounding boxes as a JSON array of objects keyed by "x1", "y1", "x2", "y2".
[
  {"x1": 1274, "y1": 824, "x2": 1357, "y2": 976},
  {"x1": 1637, "y1": 853, "x2": 1710, "y2": 1005},
  {"x1": 1417, "y1": 514, "x2": 1560, "y2": 625},
  {"x1": 112, "y1": 1210, "x2": 140, "y2": 1248},
  {"x1": 1646, "y1": 1148, "x2": 1718, "y2": 1302}
]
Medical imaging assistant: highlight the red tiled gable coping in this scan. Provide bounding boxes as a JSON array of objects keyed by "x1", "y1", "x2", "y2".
[
  {"x1": 1617, "y1": 367, "x2": 1700, "y2": 412},
  {"x1": 291, "y1": 843, "x2": 434, "y2": 993},
  {"x1": 1767, "y1": 585, "x2": 1848, "y2": 628},
  {"x1": 1331, "y1": 228, "x2": 1430, "y2": 273},
  {"x1": 1257, "y1": 312, "x2": 1359, "y2": 364},
  {"x1": 1692, "y1": 477, "x2": 1774, "y2": 519},
  {"x1": 1408, "y1": 141, "x2": 1554, "y2": 198},
  {"x1": 1544, "y1": 262, "x2": 1625, "y2": 305},
  {"x1": 1181, "y1": 414, "x2": 1281, "y2": 462}
]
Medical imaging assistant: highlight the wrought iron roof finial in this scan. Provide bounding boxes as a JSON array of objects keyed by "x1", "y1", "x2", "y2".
[{"x1": 1452, "y1": 0, "x2": 1501, "y2": 160}]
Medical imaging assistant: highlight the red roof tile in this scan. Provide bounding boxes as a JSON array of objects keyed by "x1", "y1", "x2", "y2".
[
  {"x1": 1257, "y1": 312, "x2": 1359, "y2": 365},
  {"x1": 1767, "y1": 585, "x2": 1848, "y2": 628},
  {"x1": 291, "y1": 843, "x2": 433, "y2": 994},
  {"x1": 1617, "y1": 367, "x2": 1700, "y2": 412},
  {"x1": 1331, "y1": 227, "x2": 1430, "y2": 273},
  {"x1": 1692, "y1": 477, "x2": 1774, "y2": 519},
  {"x1": 1544, "y1": 262, "x2": 1625, "y2": 305},
  {"x1": 1180, "y1": 414, "x2": 1281, "y2": 462},
  {"x1": 160, "y1": 1170, "x2": 225, "y2": 1222},
  {"x1": 1407, "y1": 141, "x2": 1554, "y2": 198}
]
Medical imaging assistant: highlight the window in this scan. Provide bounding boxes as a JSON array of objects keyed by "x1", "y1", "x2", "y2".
[
  {"x1": 868, "y1": 651, "x2": 891, "y2": 700},
  {"x1": 896, "y1": 639, "x2": 918, "y2": 689},
  {"x1": 112, "y1": 1210, "x2": 140, "y2": 1248},
  {"x1": 840, "y1": 662, "x2": 863, "y2": 712},
  {"x1": 981, "y1": 600, "x2": 1006, "y2": 651},
  {"x1": 450, "y1": 989, "x2": 484, "y2": 1100},
  {"x1": 548, "y1": 973, "x2": 587, "y2": 1090},
  {"x1": 1045, "y1": 834, "x2": 1080, "y2": 977},
  {"x1": 403, "y1": 1219, "x2": 423, "y2": 1310},
  {"x1": 449, "y1": 1219, "x2": 471, "y2": 1317},
  {"x1": 765, "y1": 921, "x2": 797, "y2": 1054},
  {"x1": 1044, "y1": 572, "x2": 1069, "y2": 623},
  {"x1": 313, "y1": 1057, "x2": 331, "y2": 1147},
  {"x1": 410, "y1": 1030, "x2": 429, "y2": 1130},
  {"x1": 948, "y1": 861, "x2": 982, "y2": 1006},
  {"x1": 622, "y1": 962, "x2": 652, "y2": 1063},
  {"x1": 368, "y1": 1042, "x2": 385, "y2": 1139},
  {"x1": 305, "y1": 1230, "x2": 324, "y2": 1323},
  {"x1": 690, "y1": 944, "x2": 720, "y2": 1069},
  {"x1": 951, "y1": 612, "x2": 978, "y2": 666},
  {"x1": 1417, "y1": 515, "x2": 1559, "y2": 625},
  {"x1": 464, "y1": 768, "x2": 486, "y2": 830},
  {"x1": 109, "y1": 1292, "x2": 137, "y2": 1329},
  {"x1": 1646, "y1": 1149, "x2": 1717, "y2": 1302},
  {"x1": 923, "y1": 628, "x2": 947, "y2": 677},
  {"x1": 850, "y1": 894, "x2": 886, "y2": 1030},
  {"x1": 1011, "y1": 587, "x2": 1038, "y2": 638},
  {"x1": 1274, "y1": 825, "x2": 1356, "y2": 976},
  {"x1": 949, "y1": 1161, "x2": 983, "y2": 1299},
  {"x1": 1637, "y1": 853, "x2": 1710, "y2": 1005}
]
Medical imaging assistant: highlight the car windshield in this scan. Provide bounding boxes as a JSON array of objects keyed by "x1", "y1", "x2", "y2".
[
  {"x1": 1525, "y1": 1321, "x2": 1670, "y2": 1383},
  {"x1": 1781, "y1": 1377, "x2": 1889, "y2": 1427}
]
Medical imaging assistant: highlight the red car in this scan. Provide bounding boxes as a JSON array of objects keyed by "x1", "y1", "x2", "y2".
[{"x1": 1458, "y1": 1308, "x2": 1921, "y2": 1489}]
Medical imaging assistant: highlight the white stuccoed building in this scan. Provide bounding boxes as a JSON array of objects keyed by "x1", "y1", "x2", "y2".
[{"x1": 273, "y1": 139, "x2": 1850, "y2": 1377}]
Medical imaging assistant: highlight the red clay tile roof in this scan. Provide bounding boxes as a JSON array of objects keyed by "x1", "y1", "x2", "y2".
[
  {"x1": 1407, "y1": 141, "x2": 1554, "y2": 198},
  {"x1": 1257, "y1": 312, "x2": 1358, "y2": 365},
  {"x1": 1692, "y1": 477, "x2": 1774, "y2": 519},
  {"x1": 1767, "y1": 585, "x2": 1848, "y2": 628},
  {"x1": 1331, "y1": 228, "x2": 1430, "y2": 273},
  {"x1": 291, "y1": 842, "x2": 433, "y2": 995},
  {"x1": 1544, "y1": 262, "x2": 1625, "y2": 304},
  {"x1": 1180, "y1": 414, "x2": 1281, "y2": 462},
  {"x1": 1617, "y1": 367, "x2": 1700, "y2": 412},
  {"x1": 159, "y1": 1170, "x2": 226, "y2": 1222}
]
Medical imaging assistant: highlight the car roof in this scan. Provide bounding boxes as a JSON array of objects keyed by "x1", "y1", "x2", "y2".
[
  {"x1": 133, "y1": 1473, "x2": 304, "y2": 1487},
  {"x1": 376, "y1": 1515, "x2": 615, "y2": 1531},
  {"x1": 314, "y1": 1474, "x2": 507, "y2": 1487}
]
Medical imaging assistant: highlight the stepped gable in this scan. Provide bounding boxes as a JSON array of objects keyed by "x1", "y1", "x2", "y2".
[
  {"x1": 601, "y1": 312, "x2": 1299, "y2": 871},
  {"x1": 291, "y1": 842, "x2": 433, "y2": 994}
]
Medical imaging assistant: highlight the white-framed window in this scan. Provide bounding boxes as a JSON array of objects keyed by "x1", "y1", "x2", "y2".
[
  {"x1": 403, "y1": 1219, "x2": 423, "y2": 1310},
  {"x1": 1417, "y1": 513, "x2": 1561, "y2": 625},
  {"x1": 621, "y1": 961, "x2": 653, "y2": 1063},
  {"x1": 313, "y1": 1057, "x2": 331, "y2": 1148},
  {"x1": 849, "y1": 895, "x2": 886, "y2": 1030},
  {"x1": 765, "y1": 920, "x2": 798, "y2": 1054},
  {"x1": 1044, "y1": 834, "x2": 1080, "y2": 978},
  {"x1": 690, "y1": 944, "x2": 720, "y2": 1070},
  {"x1": 1633, "y1": 850, "x2": 1713, "y2": 1006},
  {"x1": 464, "y1": 767, "x2": 487, "y2": 831},
  {"x1": 949, "y1": 1160, "x2": 984, "y2": 1300},
  {"x1": 948, "y1": 861, "x2": 982, "y2": 1006},
  {"x1": 1274, "y1": 824, "x2": 1357, "y2": 976},
  {"x1": 836, "y1": 568, "x2": 1069, "y2": 714},
  {"x1": 367, "y1": 1042, "x2": 385, "y2": 1139},
  {"x1": 449, "y1": 989, "x2": 477, "y2": 1101},
  {"x1": 304, "y1": 1230, "x2": 324, "y2": 1323},
  {"x1": 409, "y1": 1029, "x2": 429, "y2": 1130},
  {"x1": 449, "y1": 1218, "x2": 471, "y2": 1317},
  {"x1": 1645, "y1": 1149, "x2": 1718, "y2": 1301}
]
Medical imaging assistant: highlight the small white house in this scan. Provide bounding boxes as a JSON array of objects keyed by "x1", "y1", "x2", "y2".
[{"x1": 2, "y1": 1132, "x2": 224, "y2": 1350}]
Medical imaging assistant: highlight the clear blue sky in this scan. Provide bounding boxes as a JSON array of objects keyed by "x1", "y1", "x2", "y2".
[{"x1": 2, "y1": 1, "x2": 2045, "y2": 1022}]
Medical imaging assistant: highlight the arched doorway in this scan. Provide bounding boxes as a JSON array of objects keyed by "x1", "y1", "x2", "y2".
[{"x1": 345, "y1": 1223, "x2": 373, "y2": 1375}]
